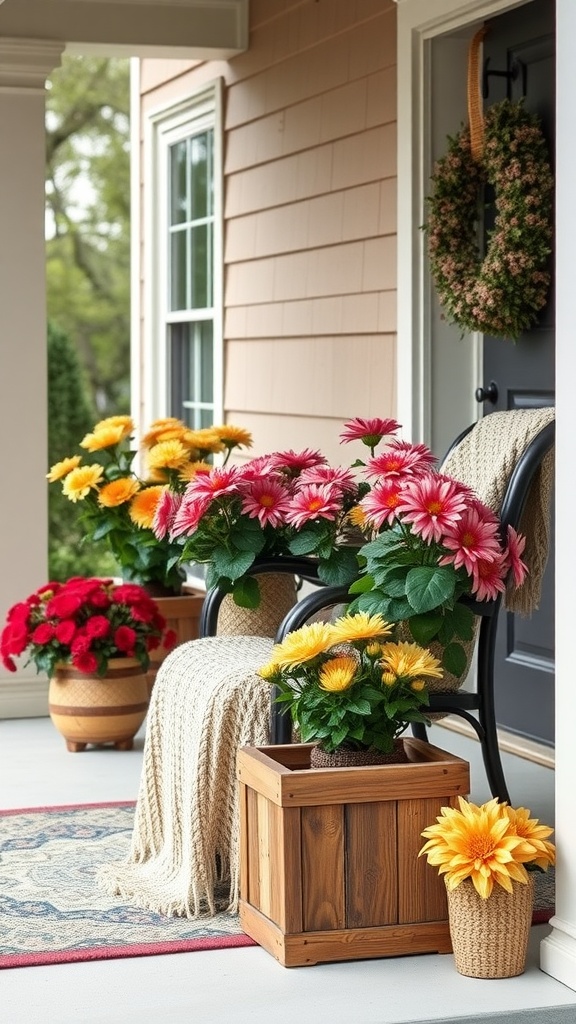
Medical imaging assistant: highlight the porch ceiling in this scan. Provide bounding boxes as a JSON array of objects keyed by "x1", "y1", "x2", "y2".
[{"x1": 0, "y1": 0, "x2": 249, "y2": 59}]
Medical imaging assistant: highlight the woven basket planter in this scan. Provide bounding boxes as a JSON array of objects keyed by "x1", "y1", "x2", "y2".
[
  {"x1": 446, "y1": 873, "x2": 535, "y2": 978},
  {"x1": 48, "y1": 658, "x2": 149, "y2": 753},
  {"x1": 216, "y1": 573, "x2": 298, "y2": 637},
  {"x1": 237, "y1": 737, "x2": 470, "y2": 967}
]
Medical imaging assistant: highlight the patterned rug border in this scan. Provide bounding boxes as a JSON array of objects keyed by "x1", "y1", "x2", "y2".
[{"x1": 0, "y1": 801, "x2": 257, "y2": 969}]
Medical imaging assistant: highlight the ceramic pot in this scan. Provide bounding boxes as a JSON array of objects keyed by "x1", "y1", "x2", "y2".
[{"x1": 48, "y1": 657, "x2": 149, "y2": 752}]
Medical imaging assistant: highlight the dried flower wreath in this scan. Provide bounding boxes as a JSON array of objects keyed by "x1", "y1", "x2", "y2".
[{"x1": 425, "y1": 99, "x2": 554, "y2": 341}]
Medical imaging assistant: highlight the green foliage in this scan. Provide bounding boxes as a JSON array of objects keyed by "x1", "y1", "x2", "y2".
[
  {"x1": 47, "y1": 322, "x2": 118, "y2": 580},
  {"x1": 45, "y1": 56, "x2": 130, "y2": 415}
]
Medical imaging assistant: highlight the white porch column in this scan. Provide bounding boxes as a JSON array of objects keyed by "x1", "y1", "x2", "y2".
[
  {"x1": 540, "y1": 0, "x2": 576, "y2": 990},
  {"x1": 0, "y1": 39, "x2": 64, "y2": 717}
]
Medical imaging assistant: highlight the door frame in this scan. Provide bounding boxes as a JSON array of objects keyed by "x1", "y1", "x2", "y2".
[{"x1": 395, "y1": 0, "x2": 536, "y2": 456}]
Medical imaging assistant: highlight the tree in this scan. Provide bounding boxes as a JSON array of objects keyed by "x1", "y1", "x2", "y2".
[
  {"x1": 45, "y1": 56, "x2": 131, "y2": 416},
  {"x1": 47, "y1": 321, "x2": 119, "y2": 580}
]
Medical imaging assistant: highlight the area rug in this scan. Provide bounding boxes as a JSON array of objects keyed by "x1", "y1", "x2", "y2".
[
  {"x1": 0, "y1": 802, "x2": 256, "y2": 969},
  {"x1": 0, "y1": 802, "x2": 554, "y2": 969}
]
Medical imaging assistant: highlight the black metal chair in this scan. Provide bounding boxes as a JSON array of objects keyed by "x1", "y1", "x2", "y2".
[{"x1": 269, "y1": 419, "x2": 555, "y2": 805}]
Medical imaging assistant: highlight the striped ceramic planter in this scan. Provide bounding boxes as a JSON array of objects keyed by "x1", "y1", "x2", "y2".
[{"x1": 48, "y1": 658, "x2": 149, "y2": 752}]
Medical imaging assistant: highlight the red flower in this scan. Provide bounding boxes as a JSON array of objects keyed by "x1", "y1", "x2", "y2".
[
  {"x1": 114, "y1": 625, "x2": 137, "y2": 654},
  {"x1": 0, "y1": 620, "x2": 29, "y2": 656},
  {"x1": 72, "y1": 650, "x2": 99, "y2": 673},
  {"x1": 85, "y1": 615, "x2": 111, "y2": 639},
  {"x1": 54, "y1": 620, "x2": 76, "y2": 644},
  {"x1": 31, "y1": 623, "x2": 55, "y2": 645},
  {"x1": 71, "y1": 631, "x2": 92, "y2": 655},
  {"x1": 163, "y1": 629, "x2": 178, "y2": 651},
  {"x1": 45, "y1": 591, "x2": 85, "y2": 619}
]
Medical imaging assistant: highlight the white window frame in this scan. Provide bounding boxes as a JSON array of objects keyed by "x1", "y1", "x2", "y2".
[{"x1": 139, "y1": 77, "x2": 224, "y2": 430}]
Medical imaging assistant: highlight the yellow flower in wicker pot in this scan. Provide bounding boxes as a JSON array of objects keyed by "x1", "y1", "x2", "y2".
[
  {"x1": 419, "y1": 796, "x2": 555, "y2": 978},
  {"x1": 0, "y1": 577, "x2": 176, "y2": 752},
  {"x1": 259, "y1": 611, "x2": 444, "y2": 767}
]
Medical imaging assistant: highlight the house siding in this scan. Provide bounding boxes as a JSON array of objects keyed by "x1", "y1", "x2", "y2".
[{"x1": 138, "y1": 0, "x2": 397, "y2": 463}]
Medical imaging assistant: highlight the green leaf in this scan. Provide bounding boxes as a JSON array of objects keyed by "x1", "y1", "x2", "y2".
[
  {"x1": 288, "y1": 529, "x2": 325, "y2": 556},
  {"x1": 442, "y1": 642, "x2": 468, "y2": 679},
  {"x1": 212, "y1": 548, "x2": 256, "y2": 582},
  {"x1": 407, "y1": 610, "x2": 443, "y2": 645},
  {"x1": 318, "y1": 547, "x2": 359, "y2": 587},
  {"x1": 229, "y1": 518, "x2": 267, "y2": 554},
  {"x1": 376, "y1": 566, "x2": 410, "y2": 599},
  {"x1": 451, "y1": 602, "x2": 476, "y2": 641},
  {"x1": 345, "y1": 699, "x2": 372, "y2": 716},
  {"x1": 231, "y1": 575, "x2": 261, "y2": 609},
  {"x1": 405, "y1": 566, "x2": 455, "y2": 614},
  {"x1": 348, "y1": 574, "x2": 375, "y2": 595}
]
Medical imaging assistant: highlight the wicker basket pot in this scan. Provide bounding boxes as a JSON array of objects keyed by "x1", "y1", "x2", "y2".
[
  {"x1": 446, "y1": 873, "x2": 534, "y2": 978},
  {"x1": 216, "y1": 573, "x2": 298, "y2": 637}
]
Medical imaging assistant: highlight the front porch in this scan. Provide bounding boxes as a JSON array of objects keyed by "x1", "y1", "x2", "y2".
[{"x1": 1, "y1": 715, "x2": 573, "y2": 1024}]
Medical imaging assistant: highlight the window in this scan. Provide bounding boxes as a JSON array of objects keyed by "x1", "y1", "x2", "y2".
[{"x1": 144, "y1": 84, "x2": 222, "y2": 428}]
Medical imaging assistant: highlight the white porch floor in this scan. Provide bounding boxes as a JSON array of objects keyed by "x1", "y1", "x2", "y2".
[{"x1": 1, "y1": 716, "x2": 575, "y2": 1024}]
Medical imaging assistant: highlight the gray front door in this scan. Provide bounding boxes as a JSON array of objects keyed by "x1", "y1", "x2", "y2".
[{"x1": 478, "y1": 0, "x2": 555, "y2": 746}]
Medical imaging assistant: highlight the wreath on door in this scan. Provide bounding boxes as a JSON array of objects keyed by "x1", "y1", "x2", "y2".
[{"x1": 425, "y1": 98, "x2": 554, "y2": 341}]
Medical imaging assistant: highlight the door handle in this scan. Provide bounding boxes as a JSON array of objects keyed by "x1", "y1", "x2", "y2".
[{"x1": 475, "y1": 381, "x2": 499, "y2": 404}]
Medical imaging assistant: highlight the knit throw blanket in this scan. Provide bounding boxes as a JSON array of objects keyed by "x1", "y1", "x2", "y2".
[
  {"x1": 441, "y1": 407, "x2": 555, "y2": 615},
  {"x1": 97, "y1": 635, "x2": 274, "y2": 918}
]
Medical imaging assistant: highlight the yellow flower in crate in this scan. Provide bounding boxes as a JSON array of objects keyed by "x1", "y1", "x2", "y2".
[
  {"x1": 260, "y1": 611, "x2": 443, "y2": 755},
  {"x1": 419, "y1": 796, "x2": 555, "y2": 899}
]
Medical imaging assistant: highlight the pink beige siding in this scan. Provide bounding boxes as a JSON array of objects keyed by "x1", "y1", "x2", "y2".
[{"x1": 139, "y1": 0, "x2": 397, "y2": 464}]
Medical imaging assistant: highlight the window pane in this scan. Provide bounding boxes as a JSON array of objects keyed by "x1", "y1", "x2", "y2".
[
  {"x1": 191, "y1": 132, "x2": 209, "y2": 220},
  {"x1": 170, "y1": 140, "x2": 188, "y2": 225},
  {"x1": 190, "y1": 224, "x2": 209, "y2": 309},
  {"x1": 170, "y1": 321, "x2": 214, "y2": 427},
  {"x1": 170, "y1": 229, "x2": 187, "y2": 311}
]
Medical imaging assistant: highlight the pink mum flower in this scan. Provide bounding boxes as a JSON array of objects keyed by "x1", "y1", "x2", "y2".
[
  {"x1": 360, "y1": 480, "x2": 403, "y2": 528},
  {"x1": 367, "y1": 446, "x2": 435, "y2": 480},
  {"x1": 170, "y1": 493, "x2": 212, "y2": 538},
  {"x1": 297, "y1": 465, "x2": 358, "y2": 493},
  {"x1": 241, "y1": 479, "x2": 293, "y2": 527},
  {"x1": 471, "y1": 555, "x2": 508, "y2": 602},
  {"x1": 438, "y1": 507, "x2": 502, "y2": 575},
  {"x1": 268, "y1": 449, "x2": 327, "y2": 477},
  {"x1": 184, "y1": 465, "x2": 240, "y2": 501},
  {"x1": 386, "y1": 439, "x2": 438, "y2": 473},
  {"x1": 396, "y1": 475, "x2": 468, "y2": 543},
  {"x1": 505, "y1": 525, "x2": 529, "y2": 588},
  {"x1": 152, "y1": 489, "x2": 182, "y2": 540},
  {"x1": 340, "y1": 417, "x2": 401, "y2": 446},
  {"x1": 237, "y1": 455, "x2": 279, "y2": 482},
  {"x1": 285, "y1": 484, "x2": 341, "y2": 529}
]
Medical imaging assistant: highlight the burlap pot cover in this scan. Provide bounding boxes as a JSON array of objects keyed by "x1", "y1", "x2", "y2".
[
  {"x1": 310, "y1": 738, "x2": 410, "y2": 769},
  {"x1": 446, "y1": 873, "x2": 535, "y2": 978},
  {"x1": 216, "y1": 573, "x2": 298, "y2": 637}
]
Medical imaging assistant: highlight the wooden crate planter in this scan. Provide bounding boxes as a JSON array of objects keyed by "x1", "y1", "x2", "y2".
[{"x1": 237, "y1": 738, "x2": 470, "y2": 967}]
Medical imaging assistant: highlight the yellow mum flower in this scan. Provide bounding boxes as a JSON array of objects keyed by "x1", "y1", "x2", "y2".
[
  {"x1": 319, "y1": 656, "x2": 358, "y2": 692},
  {"x1": 347, "y1": 505, "x2": 367, "y2": 528},
  {"x1": 46, "y1": 455, "x2": 81, "y2": 482},
  {"x1": 500, "y1": 805, "x2": 555, "y2": 871},
  {"x1": 80, "y1": 425, "x2": 127, "y2": 451},
  {"x1": 271, "y1": 622, "x2": 335, "y2": 667},
  {"x1": 178, "y1": 461, "x2": 213, "y2": 483},
  {"x1": 410, "y1": 679, "x2": 426, "y2": 692},
  {"x1": 419, "y1": 797, "x2": 534, "y2": 899},
  {"x1": 212, "y1": 424, "x2": 253, "y2": 449},
  {"x1": 329, "y1": 612, "x2": 393, "y2": 645},
  {"x1": 129, "y1": 485, "x2": 165, "y2": 528},
  {"x1": 92, "y1": 415, "x2": 134, "y2": 439},
  {"x1": 62, "y1": 464, "x2": 104, "y2": 502},
  {"x1": 98, "y1": 477, "x2": 141, "y2": 508},
  {"x1": 146, "y1": 439, "x2": 190, "y2": 471},
  {"x1": 379, "y1": 641, "x2": 443, "y2": 681},
  {"x1": 140, "y1": 418, "x2": 184, "y2": 448},
  {"x1": 258, "y1": 661, "x2": 281, "y2": 681},
  {"x1": 182, "y1": 428, "x2": 225, "y2": 454},
  {"x1": 366, "y1": 642, "x2": 383, "y2": 656}
]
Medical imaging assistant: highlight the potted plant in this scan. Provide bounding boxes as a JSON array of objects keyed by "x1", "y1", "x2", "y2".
[
  {"x1": 46, "y1": 414, "x2": 253, "y2": 683},
  {"x1": 259, "y1": 610, "x2": 444, "y2": 766},
  {"x1": 419, "y1": 796, "x2": 555, "y2": 978},
  {"x1": 0, "y1": 576, "x2": 176, "y2": 751},
  {"x1": 46, "y1": 414, "x2": 253, "y2": 596}
]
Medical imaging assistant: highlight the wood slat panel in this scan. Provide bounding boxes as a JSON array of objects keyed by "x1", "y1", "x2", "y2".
[
  {"x1": 301, "y1": 804, "x2": 345, "y2": 931},
  {"x1": 256, "y1": 792, "x2": 273, "y2": 919},
  {"x1": 276, "y1": 806, "x2": 303, "y2": 934},
  {"x1": 239, "y1": 781, "x2": 249, "y2": 903},
  {"x1": 246, "y1": 786, "x2": 260, "y2": 910},
  {"x1": 397, "y1": 797, "x2": 449, "y2": 924},
  {"x1": 345, "y1": 800, "x2": 398, "y2": 927}
]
